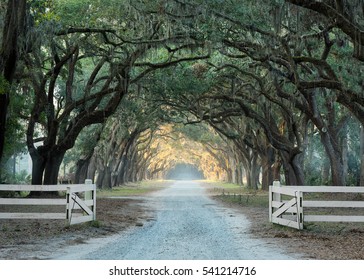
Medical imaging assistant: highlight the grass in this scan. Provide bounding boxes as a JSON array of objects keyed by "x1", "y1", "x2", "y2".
[
  {"x1": 202, "y1": 180, "x2": 269, "y2": 208},
  {"x1": 221, "y1": 193, "x2": 269, "y2": 207},
  {"x1": 97, "y1": 180, "x2": 172, "y2": 198},
  {"x1": 89, "y1": 220, "x2": 102, "y2": 228}
]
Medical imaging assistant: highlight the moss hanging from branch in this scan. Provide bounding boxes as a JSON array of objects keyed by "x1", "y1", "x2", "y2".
[{"x1": 0, "y1": 75, "x2": 10, "y2": 95}]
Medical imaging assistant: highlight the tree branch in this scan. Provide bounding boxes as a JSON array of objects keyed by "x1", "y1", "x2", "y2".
[{"x1": 286, "y1": 0, "x2": 364, "y2": 60}]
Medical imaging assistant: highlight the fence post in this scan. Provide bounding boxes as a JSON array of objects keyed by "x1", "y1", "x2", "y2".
[
  {"x1": 85, "y1": 179, "x2": 92, "y2": 200},
  {"x1": 269, "y1": 181, "x2": 281, "y2": 223},
  {"x1": 297, "y1": 191, "x2": 304, "y2": 230},
  {"x1": 272, "y1": 181, "x2": 281, "y2": 202},
  {"x1": 84, "y1": 179, "x2": 96, "y2": 221},
  {"x1": 269, "y1": 184, "x2": 272, "y2": 222},
  {"x1": 66, "y1": 186, "x2": 72, "y2": 225}
]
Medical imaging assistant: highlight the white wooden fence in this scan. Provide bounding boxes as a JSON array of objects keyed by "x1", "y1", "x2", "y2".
[
  {"x1": 269, "y1": 181, "x2": 364, "y2": 230},
  {"x1": 0, "y1": 183, "x2": 96, "y2": 225}
]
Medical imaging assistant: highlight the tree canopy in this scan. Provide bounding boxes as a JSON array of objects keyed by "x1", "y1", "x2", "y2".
[{"x1": 1, "y1": 0, "x2": 364, "y2": 188}]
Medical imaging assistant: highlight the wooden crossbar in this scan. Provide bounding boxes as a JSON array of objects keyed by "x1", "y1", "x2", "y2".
[
  {"x1": 71, "y1": 194, "x2": 93, "y2": 216},
  {"x1": 0, "y1": 198, "x2": 66, "y2": 205},
  {"x1": 303, "y1": 201, "x2": 364, "y2": 208},
  {"x1": 304, "y1": 215, "x2": 364, "y2": 222},
  {"x1": 0, "y1": 213, "x2": 65, "y2": 219},
  {"x1": 282, "y1": 186, "x2": 364, "y2": 193},
  {"x1": 0, "y1": 185, "x2": 68, "y2": 191},
  {"x1": 272, "y1": 197, "x2": 297, "y2": 218}
]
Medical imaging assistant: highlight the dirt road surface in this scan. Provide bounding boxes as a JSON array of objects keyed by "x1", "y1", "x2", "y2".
[{"x1": 52, "y1": 181, "x2": 300, "y2": 260}]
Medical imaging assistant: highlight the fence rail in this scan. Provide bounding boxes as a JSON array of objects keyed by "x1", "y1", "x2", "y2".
[
  {"x1": 269, "y1": 181, "x2": 364, "y2": 229},
  {"x1": 0, "y1": 183, "x2": 96, "y2": 225}
]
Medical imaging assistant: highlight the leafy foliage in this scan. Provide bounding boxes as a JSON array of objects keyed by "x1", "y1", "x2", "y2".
[
  {"x1": 1, "y1": 0, "x2": 364, "y2": 187},
  {"x1": 0, "y1": 75, "x2": 9, "y2": 95}
]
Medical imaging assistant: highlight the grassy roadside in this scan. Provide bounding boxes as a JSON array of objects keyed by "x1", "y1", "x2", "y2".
[
  {"x1": 202, "y1": 180, "x2": 269, "y2": 208},
  {"x1": 97, "y1": 180, "x2": 173, "y2": 198}
]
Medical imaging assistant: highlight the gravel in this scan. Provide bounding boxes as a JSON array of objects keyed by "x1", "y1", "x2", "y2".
[{"x1": 52, "y1": 181, "x2": 300, "y2": 260}]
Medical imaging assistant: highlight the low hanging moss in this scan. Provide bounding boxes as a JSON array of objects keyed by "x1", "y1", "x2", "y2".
[{"x1": 0, "y1": 75, "x2": 10, "y2": 95}]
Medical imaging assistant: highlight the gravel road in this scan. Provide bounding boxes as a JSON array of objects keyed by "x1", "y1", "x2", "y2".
[{"x1": 53, "y1": 181, "x2": 299, "y2": 260}]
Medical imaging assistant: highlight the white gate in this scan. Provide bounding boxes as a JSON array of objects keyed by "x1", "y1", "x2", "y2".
[
  {"x1": 269, "y1": 181, "x2": 303, "y2": 229},
  {"x1": 269, "y1": 181, "x2": 364, "y2": 229},
  {"x1": 0, "y1": 182, "x2": 96, "y2": 225},
  {"x1": 66, "y1": 184, "x2": 96, "y2": 225}
]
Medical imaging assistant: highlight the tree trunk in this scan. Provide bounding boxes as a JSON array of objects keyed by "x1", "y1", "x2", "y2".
[
  {"x1": 260, "y1": 146, "x2": 275, "y2": 190},
  {"x1": 30, "y1": 152, "x2": 46, "y2": 185},
  {"x1": 320, "y1": 132, "x2": 345, "y2": 186},
  {"x1": 43, "y1": 151, "x2": 66, "y2": 185},
  {"x1": 280, "y1": 151, "x2": 304, "y2": 186},
  {"x1": 360, "y1": 126, "x2": 364, "y2": 186},
  {"x1": 230, "y1": 157, "x2": 236, "y2": 184},
  {"x1": 360, "y1": 154, "x2": 364, "y2": 186},
  {"x1": 75, "y1": 155, "x2": 92, "y2": 184},
  {"x1": 0, "y1": 0, "x2": 27, "y2": 161},
  {"x1": 96, "y1": 168, "x2": 105, "y2": 189},
  {"x1": 102, "y1": 166, "x2": 112, "y2": 189},
  {"x1": 236, "y1": 163, "x2": 243, "y2": 186},
  {"x1": 116, "y1": 157, "x2": 126, "y2": 185},
  {"x1": 30, "y1": 147, "x2": 65, "y2": 190},
  {"x1": 282, "y1": 162, "x2": 297, "y2": 185},
  {"x1": 341, "y1": 130, "x2": 348, "y2": 185},
  {"x1": 29, "y1": 150, "x2": 66, "y2": 196},
  {"x1": 226, "y1": 168, "x2": 233, "y2": 183},
  {"x1": 321, "y1": 158, "x2": 330, "y2": 184},
  {"x1": 272, "y1": 156, "x2": 282, "y2": 182},
  {"x1": 0, "y1": 94, "x2": 9, "y2": 163},
  {"x1": 330, "y1": 157, "x2": 344, "y2": 186},
  {"x1": 245, "y1": 166, "x2": 251, "y2": 187},
  {"x1": 261, "y1": 157, "x2": 273, "y2": 190},
  {"x1": 249, "y1": 153, "x2": 260, "y2": 190},
  {"x1": 129, "y1": 149, "x2": 139, "y2": 183},
  {"x1": 138, "y1": 160, "x2": 149, "y2": 182},
  {"x1": 111, "y1": 170, "x2": 118, "y2": 188},
  {"x1": 234, "y1": 168, "x2": 239, "y2": 185},
  {"x1": 292, "y1": 153, "x2": 305, "y2": 185},
  {"x1": 122, "y1": 158, "x2": 130, "y2": 184},
  {"x1": 87, "y1": 156, "x2": 97, "y2": 183}
]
